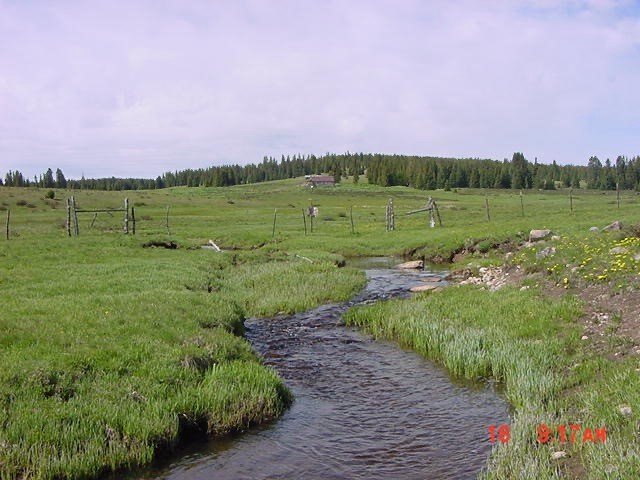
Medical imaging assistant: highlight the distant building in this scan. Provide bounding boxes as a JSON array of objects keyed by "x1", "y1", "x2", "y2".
[{"x1": 304, "y1": 175, "x2": 335, "y2": 187}]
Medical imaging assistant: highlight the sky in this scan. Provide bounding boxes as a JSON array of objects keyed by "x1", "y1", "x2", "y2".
[{"x1": 1, "y1": 0, "x2": 640, "y2": 180}]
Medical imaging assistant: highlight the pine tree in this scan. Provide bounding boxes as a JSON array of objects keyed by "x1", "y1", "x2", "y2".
[{"x1": 55, "y1": 169, "x2": 67, "y2": 188}]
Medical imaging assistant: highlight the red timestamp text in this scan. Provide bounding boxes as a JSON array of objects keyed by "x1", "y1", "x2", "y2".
[
  {"x1": 487, "y1": 424, "x2": 607, "y2": 444},
  {"x1": 537, "y1": 424, "x2": 606, "y2": 444}
]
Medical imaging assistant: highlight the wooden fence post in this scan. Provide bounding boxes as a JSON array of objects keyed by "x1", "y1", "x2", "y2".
[
  {"x1": 520, "y1": 191, "x2": 524, "y2": 217},
  {"x1": 66, "y1": 198, "x2": 71, "y2": 236},
  {"x1": 386, "y1": 198, "x2": 395, "y2": 231},
  {"x1": 165, "y1": 206, "x2": 171, "y2": 235},
  {"x1": 5, "y1": 209, "x2": 10, "y2": 240},
  {"x1": 124, "y1": 198, "x2": 129, "y2": 233},
  {"x1": 302, "y1": 208, "x2": 307, "y2": 236},
  {"x1": 131, "y1": 206, "x2": 136, "y2": 234},
  {"x1": 485, "y1": 194, "x2": 491, "y2": 222},
  {"x1": 434, "y1": 200, "x2": 442, "y2": 227},
  {"x1": 272, "y1": 208, "x2": 277, "y2": 238},
  {"x1": 350, "y1": 205, "x2": 355, "y2": 234},
  {"x1": 72, "y1": 196, "x2": 79, "y2": 235},
  {"x1": 616, "y1": 183, "x2": 620, "y2": 209},
  {"x1": 569, "y1": 188, "x2": 573, "y2": 213}
]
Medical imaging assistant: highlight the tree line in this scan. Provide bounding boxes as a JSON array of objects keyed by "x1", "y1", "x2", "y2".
[{"x1": 3, "y1": 153, "x2": 640, "y2": 191}]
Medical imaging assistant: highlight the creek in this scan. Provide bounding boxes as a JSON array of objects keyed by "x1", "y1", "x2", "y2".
[{"x1": 147, "y1": 257, "x2": 508, "y2": 479}]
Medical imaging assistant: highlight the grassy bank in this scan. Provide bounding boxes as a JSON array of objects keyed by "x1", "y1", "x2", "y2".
[
  {"x1": 1, "y1": 181, "x2": 639, "y2": 478},
  {"x1": 345, "y1": 231, "x2": 640, "y2": 478},
  {"x1": 0, "y1": 230, "x2": 363, "y2": 478}
]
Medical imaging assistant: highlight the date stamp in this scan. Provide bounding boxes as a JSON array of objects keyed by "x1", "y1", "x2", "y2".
[{"x1": 488, "y1": 424, "x2": 607, "y2": 444}]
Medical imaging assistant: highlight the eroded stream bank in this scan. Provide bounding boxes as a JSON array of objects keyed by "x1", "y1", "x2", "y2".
[{"x1": 146, "y1": 258, "x2": 508, "y2": 480}]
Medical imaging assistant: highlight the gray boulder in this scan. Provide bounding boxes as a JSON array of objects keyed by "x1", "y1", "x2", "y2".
[
  {"x1": 529, "y1": 229, "x2": 553, "y2": 242},
  {"x1": 603, "y1": 221, "x2": 623, "y2": 232}
]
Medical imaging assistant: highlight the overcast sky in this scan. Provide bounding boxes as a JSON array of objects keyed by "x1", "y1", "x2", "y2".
[{"x1": 1, "y1": 0, "x2": 639, "y2": 179}]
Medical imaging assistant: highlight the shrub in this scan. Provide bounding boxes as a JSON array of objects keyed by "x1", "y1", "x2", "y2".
[{"x1": 45, "y1": 190, "x2": 55, "y2": 199}]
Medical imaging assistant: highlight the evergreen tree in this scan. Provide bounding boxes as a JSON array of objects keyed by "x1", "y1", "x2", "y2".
[
  {"x1": 43, "y1": 168, "x2": 55, "y2": 188},
  {"x1": 55, "y1": 168, "x2": 67, "y2": 188},
  {"x1": 510, "y1": 152, "x2": 529, "y2": 189},
  {"x1": 587, "y1": 156, "x2": 602, "y2": 189}
]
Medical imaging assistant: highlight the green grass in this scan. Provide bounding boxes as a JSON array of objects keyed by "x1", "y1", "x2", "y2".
[{"x1": 1, "y1": 180, "x2": 640, "y2": 478}]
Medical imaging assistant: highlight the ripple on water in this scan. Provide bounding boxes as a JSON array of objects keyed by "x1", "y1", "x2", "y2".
[{"x1": 146, "y1": 263, "x2": 508, "y2": 480}]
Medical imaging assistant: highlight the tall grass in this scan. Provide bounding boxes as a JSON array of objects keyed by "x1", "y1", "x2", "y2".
[
  {"x1": 1, "y1": 181, "x2": 639, "y2": 478},
  {"x1": 0, "y1": 231, "x2": 362, "y2": 478},
  {"x1": 345, "y1": 284, "x2": 640, "y2": 479}
]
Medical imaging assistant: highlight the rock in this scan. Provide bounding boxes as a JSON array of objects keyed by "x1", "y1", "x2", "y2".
[
  {"x1": 603, "y1": 221, "x2": 623, "y2": 232},
  {"x1": 581, "y1": 335, "x2": 589, "y2": 340},
  {"x1": 536, "y1": 247, "x2": 556, "y2": 259},
  {"x1": 410, "y1": 284, "x2": 438, "y2": 293},
  {"x1": 551, "y1": 451, "x2": 567, "y2": 460},
  {"x1": 619, "y1": 405, "x2": 633, "y2": 417},
  {"x1": 422, "y1": 276, "x2": 442, "y2": 283},
  {"x1": 635, "y1": 253, "x2": 640, "y2": 262},
  {"x1": 529, "y1": 229, "x2": 553, "y2": 241},
  {"x1": 505, "y1": 252, "x2": 514, "y2": 261},
  {"x1": 551, "y1": 235, "x2": 561, "y2": 241},
  {"x1": 609, "y1": 246, "x2": 629, "y2": 255},
  {"x1": 520, "y1": 286, "x2": 529, "y2": 291},
  {"x1": 396, "y1": 260, "x2": 423, "y2": 270},
  {"x1": 589, "y1": 226, "x2": 600, "y2": 233}
]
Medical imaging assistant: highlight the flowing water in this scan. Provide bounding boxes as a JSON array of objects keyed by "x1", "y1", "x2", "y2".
[{"x1": 146, "y1": 258, "x2": 509, "y2": 479}]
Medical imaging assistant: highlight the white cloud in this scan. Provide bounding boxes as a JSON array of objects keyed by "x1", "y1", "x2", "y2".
[{"x1": 1, "y1": 0, "x2": 639, "y2": 178}]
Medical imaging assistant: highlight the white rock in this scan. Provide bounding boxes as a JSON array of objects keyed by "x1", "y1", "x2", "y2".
[
  {"x1": 589, "y1": 226, "x2": 600, "y2": 233},
  {"x1": 396, "y1": 260, "x2": 423, "y2": 270},
  {"x1": 529, "y1": 229, "x2": 553, "y2": 241},
  {"x1": 409, "y1": 284, "x2": 438, "y2": 293},
  {"x1": 619, "y1": 405, "x2": 633, "y2": 417},
  {"x1": 536, "y1": 247, "x2": 556, "y2": 259},
  {"x1": 551, "y1": 451, "x2": 567, "y2": 460},
  {"x1": 581, "y1": 335, "x2": 589, "y2": 340}
]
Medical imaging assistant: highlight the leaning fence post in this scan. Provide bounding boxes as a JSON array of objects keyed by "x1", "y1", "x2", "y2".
[
  {"x1": 302, "y1": 208, "x2": 307, "y2": 236},
  {"x1": 72, "y1": 196, "x2": 79, "y2": 235},
  {"x1": 272, "y1": 208, "x2": 277, "y2": 238},
  {"x1": 350, "y1": 205, "x2": 355, "y2": 234},
  {"x1": 434, "y1": 200, "x2": 442, "y2": 227}
]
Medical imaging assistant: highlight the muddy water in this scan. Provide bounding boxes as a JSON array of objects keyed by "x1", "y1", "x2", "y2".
[{"x1": 149, "y1": 258, "x2": 508, "y2": 480}]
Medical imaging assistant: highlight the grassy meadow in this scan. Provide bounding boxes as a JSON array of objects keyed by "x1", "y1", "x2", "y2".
[{"x1": 1, "y1": 178, "x2": 639, "y2": 478}]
